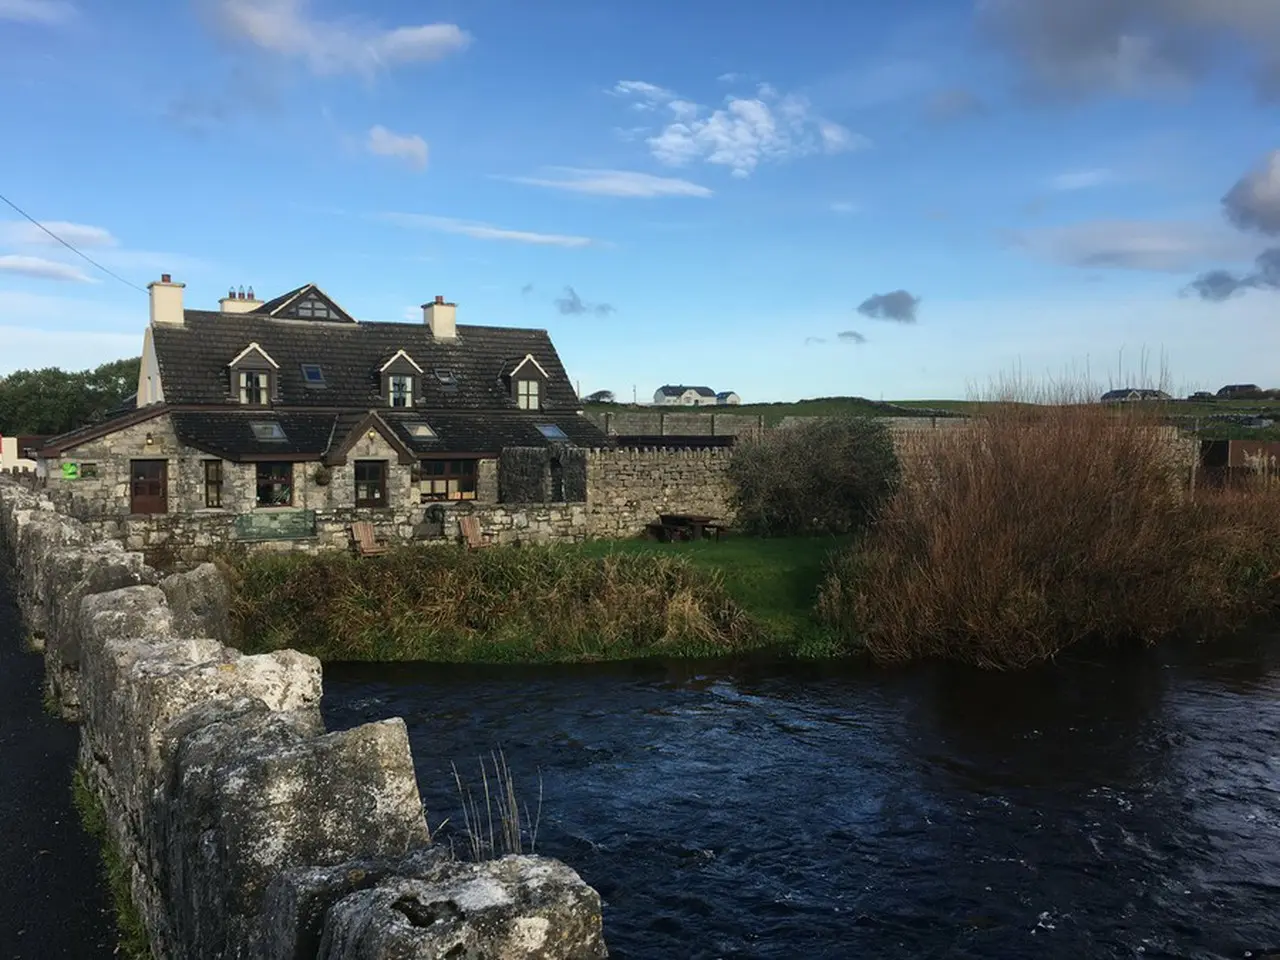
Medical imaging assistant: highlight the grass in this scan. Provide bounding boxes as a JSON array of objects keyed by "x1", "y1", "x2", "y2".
[
  {"x1": 818, "y1": 398, "x2": 1280, "y2": 669},
  {"x1": 72, "y1": 767, "x2": 151, "y2": 959},
  {"x1": 449, "y1": 748, "x2": 542, "y2": 862}
]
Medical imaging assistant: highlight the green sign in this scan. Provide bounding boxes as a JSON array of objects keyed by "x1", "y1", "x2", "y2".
[
  {"x1": 61, "y1": 463, "x2": 78, "y2": 480},
  {"x1": 233, "y1": 509, "x2": 317, "y2": 542}
]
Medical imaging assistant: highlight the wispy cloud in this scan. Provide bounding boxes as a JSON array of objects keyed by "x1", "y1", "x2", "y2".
[
  {"x1": 612, "y1": 78, "x2": 868, "y2": 178},
  {"x1": 1049, "y1": 168, "x2": 1114, "y2": 191},
  {"x1": 837, "y1": 330, "x2": 868, "y2": 344},
  {"x1": 380, "y1": 213, "x2": 596, "y2": 248},
  {"x1": 0, "y1": 220, "x2": 116, "y2": 247},
  {"x1": 554, "y1": 286, "x2": 615, "y2": 317},
  {"x1": 0, "y1": 0, "x2": 74, "y2": 25},
  {"x1": 211, "y1": 0, "x2": 471, "y2": 76},
  {"x1": 502, "y1": 167, "x2": 712, "y2": 199},
  {"x1": 0, "y1": 255, "x2": 95, "y2": 283},
  {"x1": 1013, "y1": 219, "x2": 1258, "y2": 272},
  {"x1": 857, "y1": 290, "x2": 921, "y2": 323},
  {"x1": 804, "y1": 336, "x2": 827, "y2": 346},
  {"x1": 520, "y1": 282, "x2": 534, "y2": 296},
  {"x1": 367, "y1": 125, "x2": 428, "y2": 170}
]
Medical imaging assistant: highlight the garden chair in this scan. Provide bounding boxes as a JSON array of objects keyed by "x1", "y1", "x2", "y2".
[{"x1": 350, "y1": 521, "x2": 389, "y2": 557}]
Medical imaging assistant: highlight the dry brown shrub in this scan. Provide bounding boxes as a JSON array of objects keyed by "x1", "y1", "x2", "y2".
[{"x1": 818, "y1": 398, "x2": 1280, "y2": 668}]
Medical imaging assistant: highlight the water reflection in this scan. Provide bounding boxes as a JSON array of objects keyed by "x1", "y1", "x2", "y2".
[{"x1": 322, "y1": 640, "x2": 1280, "y2": 960}]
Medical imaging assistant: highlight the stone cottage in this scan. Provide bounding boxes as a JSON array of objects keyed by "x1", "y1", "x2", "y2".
[{"x1": 38, "y1": 277, "x2": 610, "y2": 532}]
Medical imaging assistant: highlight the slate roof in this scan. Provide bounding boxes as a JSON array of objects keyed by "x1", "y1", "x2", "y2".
[
  {"x1": 151, "y1": 310, "x2": 583, "y2": 411},
  {"x1": 170, "y1": 411, "x2": 341, "y2": 460},
  {"x1": 657, "y1": 384, "x2": 716, "y2": 397}
]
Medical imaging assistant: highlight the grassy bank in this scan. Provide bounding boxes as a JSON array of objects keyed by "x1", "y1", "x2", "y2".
[
  {"x1": 226, "y1": 537, "x2": 850, "y2": 663},
  {"x1": 818, "y1": 401, "x2": 1280, "y2": 668},
  {"x1": 72, "y1": 768, "x2": 149, "y2": 959}
]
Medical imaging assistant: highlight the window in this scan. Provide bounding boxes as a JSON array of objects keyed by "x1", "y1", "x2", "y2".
[
  {"x1": 434, "y1": 368, "x2": 456, "y2": 384},
  {"x1": 535, "y1": 423, "x2": 568, "y2": 440},
  {"x1": 239, "y1": 370, "x2": 270, "y2": 405},
  {"x1": 418, "y1": 459, "x2": 477, "y2": 501},
  {"x1": 250, "y1": 421, "x2": 287, "y2": 442},
  {"x1": 79, "y1": 462, "x2": 99, "y2": 479},
  {"x1": 293, "y1": 297, "x2": 337, "y2": 320},
  {"x1": 517, "y1": 379, "x2": 540, "y2": 410},
  {"x1": 301, "y1": 363, "x2": 326, "y2": 386},
  {"x1": 255, "y1": 462, "x2": 292, "y2": 507},
  {"x1": 354, "y1": 460, "x2": 388, "y2": 508},
  {"x1": 389, "y1": 374, "x2": 414, "y2": 408},
  {"x1": 405, "y1": 422, "x2": 437, "y2": 439},
  {"x1": 204, "y1": 460, "x2": 223, "y2": 508}
]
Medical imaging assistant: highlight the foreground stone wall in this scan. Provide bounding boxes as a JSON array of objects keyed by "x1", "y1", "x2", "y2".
[{"x1": 0, "y1": 479, "x2": 608, "y2": 960}]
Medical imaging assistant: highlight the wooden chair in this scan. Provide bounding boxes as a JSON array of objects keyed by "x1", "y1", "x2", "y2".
[
  {"x1": 458, "y1": 515, "x2": 486, "y2": 549},
  {"x1": 350, "y1": 521, "x2": 389, "y2": 557}
]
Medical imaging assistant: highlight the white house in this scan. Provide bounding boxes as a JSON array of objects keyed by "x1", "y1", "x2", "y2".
[
  {"x1": 715, "y1": 391, "x2": 740, "y2": 406},
  {"x1": 654, "y1": 385, "x2": 718, "y2": 407},
  {"x1": 0, "y1": 436, "x2": 37, "y2": 473}
]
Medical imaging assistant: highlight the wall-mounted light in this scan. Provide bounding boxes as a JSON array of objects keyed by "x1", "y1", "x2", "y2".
[
  {"x1": 367, "y1": 429, "x2": 376, "y2": 441},
  {"x1": 145, "y1": 432, "x2": 154, "y2": 446}
]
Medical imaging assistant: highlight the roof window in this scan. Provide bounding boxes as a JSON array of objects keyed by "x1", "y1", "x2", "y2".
[
  {"x1": 536, "y1": 423, "x2": 568, "y2": 440},
  {"x1": 250, "y1": 421, "x2": 287, "y2": 442},
  {"x1": 405, "y1": 422, "x2": 437, "y2": 439},
  {"x1": 300, "y1": 363, "x2": 325, "y2": 386}
]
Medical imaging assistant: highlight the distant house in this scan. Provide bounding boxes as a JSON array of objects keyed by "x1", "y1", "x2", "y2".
[
  {"x1": 1217, "y1": 383, "x2": 1262, "y2": 399},
  {"x1": 1100, "y1": 388, "x2": 1170, "y2": 403},
  {"x1": 654, "y1": 385, "x2": 718, "y2": 407},
  {"x1": 0, "y1": 435, "x2": 41, "y2": 472},
  {"x1": 715, "y1": 391, "x2": 741, "y2": 406}
]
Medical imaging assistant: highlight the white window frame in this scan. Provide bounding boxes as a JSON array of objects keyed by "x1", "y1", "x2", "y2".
[
  {"x1": 389, "y1": 374, "x2": 414, "y2": 408},
  {"x1": 239, "y1": 370, "x2": 270, "y2": 405},
  {"x1": 517, "y1": 379, "x2": 540, "y2": 410}
]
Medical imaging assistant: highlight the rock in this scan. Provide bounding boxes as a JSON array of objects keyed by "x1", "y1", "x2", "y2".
[
  {"x1": 317, "y1": 857, "x2": 609, "y2": 959},
  {"x1": 161, "y1": 562, "x2": 234, "y2": 646}
]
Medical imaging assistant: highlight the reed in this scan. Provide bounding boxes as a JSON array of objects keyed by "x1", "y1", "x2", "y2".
[{"x1": 450, "y1": 749, "x2": 542, "y2": 861}]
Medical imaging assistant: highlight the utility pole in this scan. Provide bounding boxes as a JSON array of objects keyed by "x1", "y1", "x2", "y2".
[{"x1": 632, "y1": 384, "x2": 637, "y2": 405}]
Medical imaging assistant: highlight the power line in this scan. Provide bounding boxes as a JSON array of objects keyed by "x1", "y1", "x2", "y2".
[{"x1": 0, "y1": 192, "x2": 148, "y2": 294}]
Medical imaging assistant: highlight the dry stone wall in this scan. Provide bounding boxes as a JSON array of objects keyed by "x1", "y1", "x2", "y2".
[{"x1": 0, "y1": 478, "x2": 608, "y2": 960}]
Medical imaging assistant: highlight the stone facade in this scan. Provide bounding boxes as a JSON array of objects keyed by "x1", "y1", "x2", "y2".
[
  {"x1": 38, "y1": 414, "x2": 739, "y2": 564},
  {"x1": 0, "y1": 479, "x2": 609, "y2": 959}
]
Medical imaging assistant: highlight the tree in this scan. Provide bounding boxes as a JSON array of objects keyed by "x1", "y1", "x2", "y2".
[
  {"x1": 584, "y1": 389, "x2": 616, "y2": 403},
  {"x1": 0, "y1": 356, "x2": 141, "y2": 437}
]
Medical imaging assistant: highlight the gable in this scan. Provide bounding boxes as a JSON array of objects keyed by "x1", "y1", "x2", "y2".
[
  {"x1": 257, "y1": 284, "x2": 355, "y2": 324},
  {"x1": 379, "y1": 349, "x2": 424, "y2": 374},
  {"x1": 506, "y1": 354, "x2": 550, "y2": 380},
  {"x1": 228, "y1": 341, "x2": 280, "y2": 369}
]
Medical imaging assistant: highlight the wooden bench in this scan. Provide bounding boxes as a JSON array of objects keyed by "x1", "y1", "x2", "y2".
[{"x1": 349, "y1": 521, "x2": 389, "y2": 557}]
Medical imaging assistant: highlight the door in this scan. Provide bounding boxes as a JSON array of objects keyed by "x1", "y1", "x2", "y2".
[{"x1": 130, "y1": 459, "x2": 168, "y2": 514}]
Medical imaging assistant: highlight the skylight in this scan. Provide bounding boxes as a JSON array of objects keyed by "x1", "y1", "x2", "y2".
[
  {"x1": 250, "y1": 421, "x2": 287, "y2": 441},
  {"x1": 300, "y1": 363, "x2": 325, "y2": 386},
  {"x1": 405, "y1": 422, "x2": 437, "y2": 439},
  {"x1": 536, "y1": 423, "x2": 569, "y2": 440},
  {"x1": 433, "y1": 368, "x2": 456, "y2": 384}
]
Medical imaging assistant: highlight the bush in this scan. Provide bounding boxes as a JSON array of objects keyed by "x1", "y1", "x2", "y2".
[
  {"x1": 224, "y1": 545, "x2": 759, "y2": 662},
  {"x1": 818, "y1": 400, "x2": 1280, "y2": 668},
  {"x1": 727, "y1": 417, "x2": 900, "y2": 537}
]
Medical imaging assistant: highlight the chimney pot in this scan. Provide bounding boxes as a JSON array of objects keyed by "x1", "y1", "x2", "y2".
[
  {"x1": 435, "y1": 295, "x2": 444, "y2": 304},
  {"x1": 161, "y1": 273, "x2": 171, "y2": 284},
  {"x1": 247, "y1": 286, "x2": 255, "y2": 300}
]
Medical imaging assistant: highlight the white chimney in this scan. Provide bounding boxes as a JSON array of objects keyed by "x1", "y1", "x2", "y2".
[
  {"x1": 219, "y1": 284, "x2": 263, "y2": 314},
  {"x1": 423, "y1": 295, "x2": 457, "y2": 340},
  {"x1": 148, "y1": 274, "x2": 185, "y2": 326}
]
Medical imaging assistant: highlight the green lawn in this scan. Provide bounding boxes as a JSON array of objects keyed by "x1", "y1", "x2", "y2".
[{"x1": 574, "y1": 535, "x2": 852, "y2": 656}]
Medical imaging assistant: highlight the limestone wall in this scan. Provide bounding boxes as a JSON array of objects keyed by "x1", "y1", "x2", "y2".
[
  {"x1": 585, "y1": 448, "x2": 734, "y2": 538},
  {"x1": 0, "y1": 479, "x2": 608, "y2": 960}
]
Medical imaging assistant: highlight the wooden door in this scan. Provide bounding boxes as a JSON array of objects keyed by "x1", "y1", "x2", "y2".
[{"x1": 130, "y1": 459, "x2": 167, "y2": 514}]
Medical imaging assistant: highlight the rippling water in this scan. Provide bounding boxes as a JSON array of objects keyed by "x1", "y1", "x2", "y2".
[{"x1": 321, "y1": 638, "x2": 1280, "y2": 960}]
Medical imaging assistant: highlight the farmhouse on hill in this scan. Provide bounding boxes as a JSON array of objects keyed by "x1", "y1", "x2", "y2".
[
  {"x1": 36, "y1": 277, "x2": 608, "y2": 518},
  {"x1": 654, "y1": 385, "x2": 740, "y2": 406}
]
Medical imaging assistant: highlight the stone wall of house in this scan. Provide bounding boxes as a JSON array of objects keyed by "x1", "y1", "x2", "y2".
[
  {"x1": 0, "y1": 479, "x2": 608, "y2": 959},
  {"x1": 584, "y1": 448, "x2": 734, "y2": 538}
]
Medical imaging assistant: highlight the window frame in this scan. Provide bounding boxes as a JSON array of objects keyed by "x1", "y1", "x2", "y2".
[
  {"x1": 354, "y1": 460, "x2": 389, "y2": 509},
  {"x1": 203, "y1": 459, "x2": 223, "y2": 508},
  {"x1": 300, "y1": 363, "x2": 326, "y2": 387},
  {"x1": 417, "y1": 459, "x2": 478, "y2": 502},
  {"x1": 389, "y1": 374, "x2": 415, "y2": 408},
  {"x1": 516, "y1": 379, "x2": 541, "y2": 410},
  {"x1": 254, "y1": 462, "x2": 293, "y2": 507},
  {"x1": 238, "y1": 369, "x2": 271, "y2": 406},
  {"x1": 249, "y1": 420, "x2": 287, "y2": 442}
]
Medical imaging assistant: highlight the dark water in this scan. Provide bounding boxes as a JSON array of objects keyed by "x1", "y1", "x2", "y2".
[{"x1": 321, "y1": 640, "x2": 1280, "y2": 960}]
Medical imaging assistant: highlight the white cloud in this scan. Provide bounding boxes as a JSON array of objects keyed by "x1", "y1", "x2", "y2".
[
  {"x1": 1012, "y1": 219, "x2": 1261, "y2": 271},
  {"x1": 503, "y1": 168, "x2": 712, "y2": 199},
  {"x1": 367, "y1": 125, "x2": 428, "y2": 170},
  {"x1": 0, "y1": 220, "x2": 117, "y2": 247},
  {"x1": 381, "y1": 213, "x2": 596, "y2": 248},
  {"x1": 0, "y1": 255, "x2": 95, "y2": 283},
  {"x1": 213, "y1": 0, "x2": 471, "y2": 76},
  {"x1": 613, "y1": 78, "x2": 868, "y2": 177},
  {"x1": 830, "y1": 201, "x2": 859, "y2": 214},
  {"x1": 0, "y1": 0, "x2": 74, "y2": 25},
  {"x1": 1049, "y1": 169, "x2": 1114, "y2": 191}
]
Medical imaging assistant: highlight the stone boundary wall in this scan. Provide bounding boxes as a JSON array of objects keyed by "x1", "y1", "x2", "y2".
[{"x1": 0, "y1": 478, "x2": 608, "y2": 960}]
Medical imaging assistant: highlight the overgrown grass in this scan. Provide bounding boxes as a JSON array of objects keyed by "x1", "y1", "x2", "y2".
[
  {"x1": 449, "y1": 748, "x2": 542, "y2": 862},
  {"x1": 72, "y1": 767, "x2": 150, "y2": 959},
  {"x1": 819, "y1": 398, "x2": 1280, "y2": 668},
  {"x1": 226, "y1": 545, "x2": 761, "y2": 662}
]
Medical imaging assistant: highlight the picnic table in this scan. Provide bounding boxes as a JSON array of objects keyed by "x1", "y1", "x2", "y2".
[{"x1": 647, "y1": 513, "x2": 725, "y2": 542}]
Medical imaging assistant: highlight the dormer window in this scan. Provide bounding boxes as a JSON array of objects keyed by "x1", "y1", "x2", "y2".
[
  {"x1": 389, "y1": 374, "x2": 414, "y2": 408},
  {"x1": 240, "y1": 370, "x2": 270, "y2": 405},
  {"x1": 517, "y1": 379, "x2": 541, "y2": 410},
  {"x1": 293, "y1": 297, "x2": 339, "y2": 320}
]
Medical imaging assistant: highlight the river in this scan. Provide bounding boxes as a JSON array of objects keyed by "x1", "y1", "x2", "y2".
[{"x1": 321, "y1": 638, "x2": 1280, "y2": 960}]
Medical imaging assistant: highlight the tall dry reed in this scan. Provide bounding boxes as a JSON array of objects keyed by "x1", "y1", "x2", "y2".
[{"x1": 818, "y1": 398, "x2": 1280, "y2": 668}]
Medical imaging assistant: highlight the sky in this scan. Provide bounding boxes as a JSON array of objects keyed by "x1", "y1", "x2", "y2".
[{"x1": 3, "y1": 0, "x2": 1280, "y2": 402}]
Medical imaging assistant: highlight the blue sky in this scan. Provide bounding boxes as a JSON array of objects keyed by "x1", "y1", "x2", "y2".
[{"x1": 3, "y1": 0, "x2": 1280, "y2": 402}]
